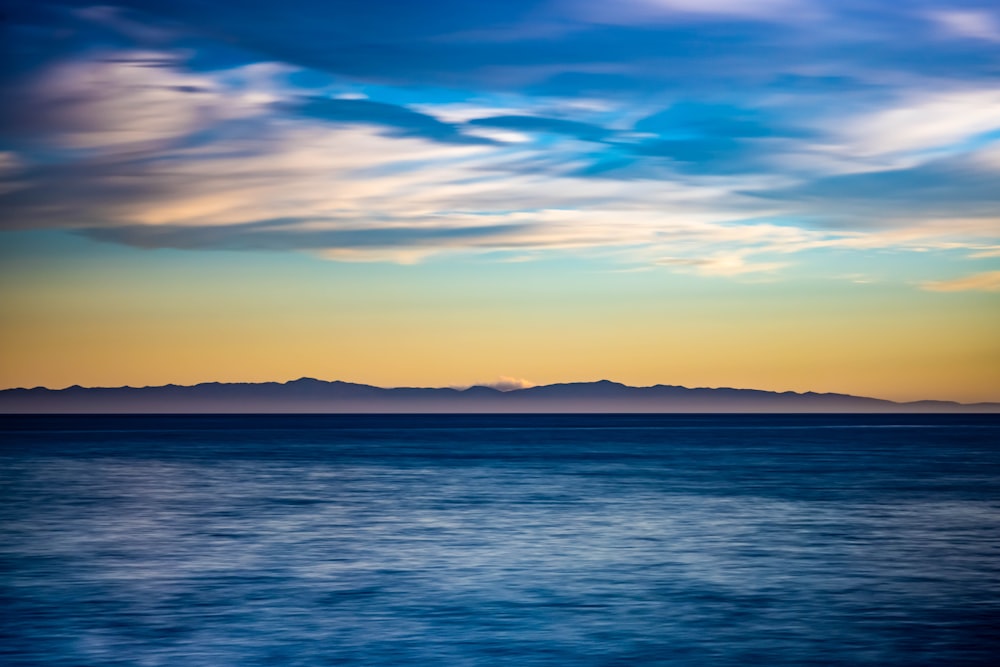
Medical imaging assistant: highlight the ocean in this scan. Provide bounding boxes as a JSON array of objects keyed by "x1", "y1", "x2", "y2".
[{"x1": 2, "y1": 414, "x2": 999, "y2": 666}]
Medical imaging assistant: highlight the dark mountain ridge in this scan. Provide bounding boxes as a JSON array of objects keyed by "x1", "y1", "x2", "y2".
[{"x1": 1, "y1": 378, "x2": 996, "y2": 413}]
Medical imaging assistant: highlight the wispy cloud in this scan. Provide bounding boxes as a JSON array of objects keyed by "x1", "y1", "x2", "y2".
[
  {"x1": 290, "y1": 97, "x2": 497, "y2": 145},
  {"x1": 657, "y1": 253, "x2": 788, "y2": 276},
  {"x1": 922, "y1": 271, "x2": 1000, "y2": 293},
  {"x1": 927, "y1": 10, "x2": 1000, "y2": 43},
  {"x1": 0, "y1": 52, "x2": 230, "y2": 153},
  {"x1": 565, "y1": 0, "x2": 817, "y2": 24},
  {"x1": 830, "y1": 89, "x2": 1000, "y2": 158},
  {"x1": 1, "y1": 2, "x2": 998, "y2": 285}
]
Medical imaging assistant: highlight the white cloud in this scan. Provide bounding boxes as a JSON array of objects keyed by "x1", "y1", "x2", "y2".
[
  {"x1": 928, "y1": 10, "x2": 1000, "y2": 42},
  {"x1": 474, "y1": 377, "x2": 537, "y2": 391},
  {"x1": 830, "y1": 89, "x2": 1000, "y2": 157},
  {"x1": 462, "y1": 126, "x2": 534, "y2": 143}
]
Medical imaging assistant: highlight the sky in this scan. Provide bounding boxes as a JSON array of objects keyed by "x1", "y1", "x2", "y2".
[{"x1": 0, "y1": 0, "x2": 998, "y2": 402}]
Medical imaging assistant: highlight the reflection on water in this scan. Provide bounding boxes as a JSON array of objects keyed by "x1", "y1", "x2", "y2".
[{"x1": 2, "y1": 414, "x2": 999, "y2": 666}]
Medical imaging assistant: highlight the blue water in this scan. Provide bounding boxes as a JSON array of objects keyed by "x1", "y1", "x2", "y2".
[{"x1": 2, "y1": 414, "x2": 999, "y2": 666}]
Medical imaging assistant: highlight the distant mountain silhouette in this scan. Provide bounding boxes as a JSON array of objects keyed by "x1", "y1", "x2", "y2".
[{"x1": 0, "y1": 379, "x2": 996, "y2": 413}]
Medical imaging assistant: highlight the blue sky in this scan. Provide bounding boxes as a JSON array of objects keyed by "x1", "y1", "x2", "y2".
[{"x1": 0, "y1": 0, "x2": 998, "y2": 398}]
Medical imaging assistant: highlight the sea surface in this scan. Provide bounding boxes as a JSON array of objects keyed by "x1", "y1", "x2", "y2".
[{"x1": 1, "y1": 414, "x2": 999, "y2": 666}]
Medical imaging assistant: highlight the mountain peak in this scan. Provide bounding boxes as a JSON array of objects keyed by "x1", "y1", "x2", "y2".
[{"x1": 286, "y1": 377, "x2": 326, "y2": 385}]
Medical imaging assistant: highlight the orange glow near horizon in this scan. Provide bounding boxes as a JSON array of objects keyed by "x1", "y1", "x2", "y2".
[{"x1": 2, "y1": 248, "x2": 997, "y2": 403}]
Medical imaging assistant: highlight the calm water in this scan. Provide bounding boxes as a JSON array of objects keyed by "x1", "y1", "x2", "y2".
[{"x1": 2, "y1": 414, "x2": 999, "y2": 666}]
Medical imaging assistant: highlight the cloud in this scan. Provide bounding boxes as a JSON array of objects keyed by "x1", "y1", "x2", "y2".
[
  {"x1": 928, "y1": 10, "x2": 1000, "y2": 42},
  {"x1": 466, "y1": 114, "x2": 613, "y2": 142},
  {"x1": 290, "y1": 96, "x2": 496, "y2": 145},
  {"x1": 79, "y1": 219, "x2": 531, "y2": 253},
  {"x1": 0, "y1": 51, "x2": 230, "y2": 153},
  {"x1": 656, "y1": 253, "x2": 788, "y2": 276},
  {"x1": 969, "y1": 246, "x2": 1000, "y2": 259},
  {"x1": 473, "y1": 377, "x2": 537, "y2": 391},
  {"x1": 1, "y1": 4, "x2": 999, "y2": 286},
  {"x1": 3, "y1": 61, "x2": 993, "y2": 278},
  {"x1": 922, "y1": 271, "x2": 1000, "y2": 293},
  {"x1": 829, "y1": 89, "x2": 1000, "y2": 157},
  {"x1": 761, "y1": 153, "x2": 1000, "y2": 217},
  {"x1": 74, "y1": 5, "x2": 178, "y2": 44},
  {"x1": 565, "y1": 0, "x2": 816, "y2": 24}
]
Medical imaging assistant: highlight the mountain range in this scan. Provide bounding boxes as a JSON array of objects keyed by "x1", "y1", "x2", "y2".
[{"x1": 1, "y1": 379, "x2": 997, "y2": 413}]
